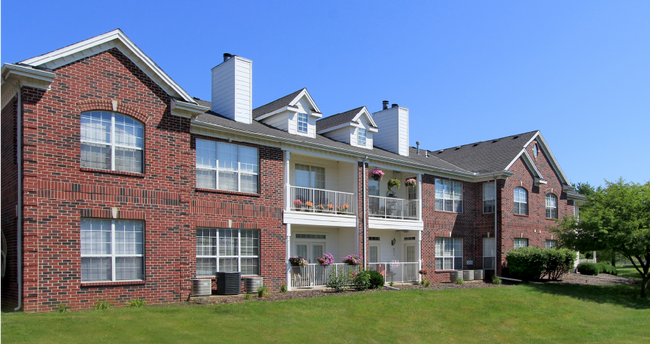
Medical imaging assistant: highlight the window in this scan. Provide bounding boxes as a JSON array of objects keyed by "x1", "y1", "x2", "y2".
[
  {"x1": 545, "y1": 240, "x2": 557, "y2": 248},
  {"x1": 435, "y1": 179, "x2": 463, "y2": 212},
  {"x1": 81, "y1": 219, "x2": 144, "y2": 282},
  {"x1": 295, "y1": 164, "x2": 325, "y2": 189},
  {"x1": 546, "y1": 194, "x2": 558, "y2": 219},
  {"x1": 514, "y1": 187, "x2": 528, "y2": 215},
  {"x1": 435, "y1": 238, "x2": 462, "y2": 270},
  {"x1": 369, "y1": 246, "x2": 379, "y2": 263},
  {"x1": 514, "y1": 238, "x2": 528, "y2": 249},
  {"x1": 297, "y1": 113, "x2": 308, "y2": 133},
  {"x1": 483, "y1": 182, "x2": 496, "y2": 213},
  {"x1": 483, "y1": 238, "x2": 496, "y2": 269},
  {"x1": 81, "y1": 112, "x2": 144, "y2": 173},
  {"x1": 357, "y1": 128, "x2": 367, "y2": 146},
  {"x1": 369, "y1": 178, "x2": 380, "y2": 196},
  {"x1": 196, "y1": 139, "x2": 259, "y2": 193},
  {"x1": 196, "y1": 229, "x2": 259, "y2": 276},
  {"x1": 533, "y1": 143, "x2": 539, "y2": 159}
]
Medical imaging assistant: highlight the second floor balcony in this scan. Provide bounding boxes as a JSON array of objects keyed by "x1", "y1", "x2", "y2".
[
  {"x1": 289, "y1": 186, "x2": 356, "y2": 215},
  {"x1": 369, "y1": 195, "x2": 418, "y2": 220}
]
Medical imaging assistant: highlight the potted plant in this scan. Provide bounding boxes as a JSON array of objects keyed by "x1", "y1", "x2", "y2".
[
  {"x1": 316, "y1": 204, "x2": 325, "y2": 212},
  {"x1": 370, "y1": 169, "x2": 385, "y2": 181},
  {"x1": 293, "y1": 199, "x2": 302, "y2": 210},
  {"x1": 327, "y1": 203, "x2": 334, "y2": 212},
  {"x1": 289, "y1": 255, "x2": 308, "y2": 267},
  {"x1": 317, "y1": 253, "x2": 334, "y2": 266},
  {"x1": 405, "y1": 178, "x2": 417, "y2": 187},
  {"x1": 337, "y1": 204, "x2": 350, "y2": 214},
  {"x1": 342, "y1": 254, "x2": 363, "y2": 265},
  {"x1": 305, "y1": 201, "x2": 313, "y2": 210},
  {"x1": 387, "y1": 179, "x2": 401, "y2": 192}
]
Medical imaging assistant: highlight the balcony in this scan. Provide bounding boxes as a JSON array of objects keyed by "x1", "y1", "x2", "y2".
[
  {"x1": 290, "y1": 263, "x2": 360, "y2": 288},
  {"x1": 369, "y1": 195, "x2": 418, "y2": 220},
  {"x1": 284, "y1": 186, "x2": 357, "y2": 227}
]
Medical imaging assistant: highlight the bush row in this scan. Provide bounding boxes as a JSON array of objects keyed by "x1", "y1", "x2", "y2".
[
  {"x1": 577, "y1": 262, "x2": 617, "y2": 276},
  {"x1": 506, "y1": 247, "x2": 576, "y2": 281}
]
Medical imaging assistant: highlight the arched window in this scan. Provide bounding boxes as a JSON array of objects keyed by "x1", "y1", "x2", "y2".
[
  {"x1": 81, "y1": 112, "x2": 144, "y2": 173},
  {"x1": 546, "y1": 194, "x2": 558, "y2": 219},
  {"x1": 514, "y1": 187, "x2": 528, "y2": 215}
]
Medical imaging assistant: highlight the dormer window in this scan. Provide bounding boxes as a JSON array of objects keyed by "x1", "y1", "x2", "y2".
[
  {"x1": 533, "y1": 143, "x2": 539, "y2": 159},
  {"x1": 358, "y1": 128, "x2": 367, "y2": 146},
  {"x1": 297, "y1": 113, "x2": 308, "y2": 133}
]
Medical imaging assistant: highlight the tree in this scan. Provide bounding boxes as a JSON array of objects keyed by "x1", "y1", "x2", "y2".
[{"x1": 552, "y1": 179, "x2": 650, "y2": 298}]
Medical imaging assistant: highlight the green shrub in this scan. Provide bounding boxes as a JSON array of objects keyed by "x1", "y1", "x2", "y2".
[
  {"x1": 128, "y1": 298, "x2": 146, "y2": 308},
  {"x1": 257, "y1": 285, "x2": 269, "y2": 298},
  {"x1": 279, "y1": 284, "x2": 287, "y2": 293},
  {"x1": 244, "y1": 293, "x2": 252, "y2": 300},
  {"x1": 423, "y1": 279, "x2": 431, "y2": 288},
  {"x1": 597, "y1": 263, "x2": 617, "y2": 275},
  {"x1": 506, "y1": 247, "x2": 576, "y2": 281},
  {"x1": 389, "y1": 281, "x2": 394, "y2": 287},
  {"x1": 327, "y1": 268, "x2": 353, "y2": 292},
  {"x1": 456, "y1": 278, "x2": 464, "y2": 285},
  {"x1": 492, "y1": 277, "x2": 502, "y2": 285},
  {"x1": 578, "y1": 262, "x2": 599, "y2": 276},
  {"x1": 354, "y1": 270, "x2": 372, "y2": 291},
  {"x1": 367, "y1": 270, "x2": 385, "y2": 289},
  {"x1": 57, "y1": 303, "x2": 69, "y2": 313},
  {"x1": 94, "y1": 300, "x2": 111, "y2": 310}
]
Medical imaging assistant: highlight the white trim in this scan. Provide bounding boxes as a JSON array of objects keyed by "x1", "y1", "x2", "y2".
[
  {"x1": 20, "y1": 29, "x2": 195, "y2": 104},
  {"x1": 170, "y1": 99, "x2": 210, "y2": 119},
  {"x1": 351, "y1": 107, "x2": 378, "y2": 128},
  {"x1": 255, "y1": 105, "x2": 299, "y2": 121},
  {"x1": 504, "y1": 131, "x2": 570, "y2": 186},
  {"x1": 368, "y1": 218, "x2": 424, "y2": 231},
  {"x1": 316, "y1": 107, "x2": 378, "y2": 135},
  {"x1": 288, "y1": 89, "x2": 322, "y2": 115},
  {"x1": 283, "y1": 210, "x2": 357, "y2": 227}
]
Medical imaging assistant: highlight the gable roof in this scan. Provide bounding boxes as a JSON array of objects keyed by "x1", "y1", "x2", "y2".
[
  {"x1": 431, "y1": 131, "x2": 539, "y2": 174},
  {"x1": 316, "y1": 107, "x2": 365, "y2": 133},
  {"x1": 253, "y1": 88, "x2": 322, "y2": 120},
  {"x1": 19, "y1": 29, "x2": 196, "y2": 104}
]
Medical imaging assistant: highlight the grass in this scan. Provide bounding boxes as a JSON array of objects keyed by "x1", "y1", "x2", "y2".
[
  {"x1": 2, "y1": 284, "x2": 649, "y2": 343},
  {"x1": 617, "y1": 266, "x2": 644, "y2": 280}
]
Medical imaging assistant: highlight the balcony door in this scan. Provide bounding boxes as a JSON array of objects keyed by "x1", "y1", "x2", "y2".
[
  {"x1": 295, "y1": 239, "x2": 326, "y2": 263},
  {"x1": 295, "y1": 164, "x2": 325, "y2": 189}
]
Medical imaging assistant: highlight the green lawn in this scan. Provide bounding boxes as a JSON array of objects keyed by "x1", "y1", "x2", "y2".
[
  {"x1": 3, "y1": 284, "x2": 649, "y2": 344},
  {"x1": 617, "y1": 265, "x2": 644, "y2": 280}
]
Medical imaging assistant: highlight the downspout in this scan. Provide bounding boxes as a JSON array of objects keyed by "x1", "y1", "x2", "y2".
[
  {"x1": 494, "y1": 174, "x2": 499, "y2": 278},
  {"x1": 362, "y1": 157, "x2": 368, "y2": 270}
]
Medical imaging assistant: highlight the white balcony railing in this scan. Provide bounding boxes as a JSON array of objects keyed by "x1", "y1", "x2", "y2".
[
  {"x1": 289, "y1": 186, "x2": 356, "y2": 215},
  {"x1": 367, "y1": 262, "x2": 419, "y2": 283},
  {"x1": 290, "y1": 263, "x2": 360, "y2": 288},
  {"x1": 368, "y1": 196, "x2": 419, "y2": 220}
]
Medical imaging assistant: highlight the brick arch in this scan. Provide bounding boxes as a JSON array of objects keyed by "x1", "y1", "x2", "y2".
[{"x1": 76, "y1": 99, "x2": 150, "y2": 124}]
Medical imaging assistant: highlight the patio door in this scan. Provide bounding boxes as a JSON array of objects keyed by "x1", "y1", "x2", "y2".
[
  {"x1": 369, "y1": 246, "x2": 379, "y2": 263},
  {"x1": 405, "y1": 245, "x2": 417, "y2": 281},
  {"x1": 295, "y1": 242, "x2": 325, "y2": 263}
]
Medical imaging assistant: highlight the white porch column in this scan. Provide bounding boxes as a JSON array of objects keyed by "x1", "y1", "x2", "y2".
[
  {"x1": 417, "y1": 173, "x2": 423, "y2": 221},
  {"x1": 284, "y1": 151, "x2": 291, "y2": 211},
  {"x1": 417, "y1": 230, "x2": 422, "y2": 282},
  {"x1": 286, "y1": 223, "x2": 292, "y2": 291}
]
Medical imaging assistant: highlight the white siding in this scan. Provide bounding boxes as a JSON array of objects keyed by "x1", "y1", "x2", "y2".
[
  {"x1": 211, "y1": 56, "x2": 252, "y2": 124},
  {"x1": 372, "y1": 106, "x2": 409, "y2": 156},
  {"x1": 323, "y1": 127, "x2": 352, "y2": 144},
  {"x1": 261, "y1": 112, "x2": 289, "y2": 131},
  {"x1": 284, "y1": 98, "x2": 317, "y2": 138},
  {"x1": 290, "y1": 155, "x2": 356, "y2": 193},
  {"x1": 291, "y1": 226, "x2": 357, "y2": 260},
  {"x1": 352, "y1": 117, "x2": 374, "y2": 149}
]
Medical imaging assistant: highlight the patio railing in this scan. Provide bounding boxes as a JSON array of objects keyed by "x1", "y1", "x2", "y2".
[
  {"x1": 367, "y1": 262, "x2": 419, "y2": 283},
  {"x1": 289, "y1": 186, "x2": 356, "y2": 215},
  {"x1": 290, "y1": 263, "x2": 360, "y2": 288},
  {"x1": 368, "y1": 196, "x2": 419, "y2": 220}
]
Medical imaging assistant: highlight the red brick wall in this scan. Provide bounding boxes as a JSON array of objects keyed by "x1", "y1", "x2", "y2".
[
  {"x1": 1, "y1": 96, "x2": 19, "y2": 309},
  {"x1": 16, "y1": 48, "x2": 284, "y2": 312}
]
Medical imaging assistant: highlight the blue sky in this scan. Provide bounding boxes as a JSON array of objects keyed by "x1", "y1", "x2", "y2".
[{"x1": 2, "y1": 1, "x2": 648, "y2": 187}]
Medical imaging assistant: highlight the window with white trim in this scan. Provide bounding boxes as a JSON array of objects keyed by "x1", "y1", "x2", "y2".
[
  {"x1": 435, "y1": 238, "x2": 463, "y2": 270},
  {"x1": 196, "y1": 139, "x2": 259, "y2": 193},
  {"x1": 483, "y1": 182, "x2": 496, "y2": 213},
  {"x1": 545, "y1": 240, "x2": 557, "y2": 248},
  {"x1": 81, "y1": 219, "x2": 144, "y2": 282},
  {"x1": 483, "y1": 238, "x2": 496, "y2": 270},
  {"x1": 514, "y1": 187, "x2": 528, "y2": 215},
  {"x1": 545, "y1": 194, "x2": 558, "y2": 219},
  {"x1": 295, "y1": 164, "x2": 325, "y2": 189},
  {"x1": 357, "y1": 128, "x2": 367, "y2": 146},
  {"x1": 297, "y1": 113, "x2": 308, "y2": 133},
  {"x1": 435, "y1": 179, "x2": 463, "y2": 212},
  {"x1": 196, "y1": 229, "x2": 259, "y2": 276},
  {"x1": 81, "y1": 112, "x2": 144, "y2": 173},
  {"x1": 514, "y1": 238, "x2": 528, "y2": 249}
]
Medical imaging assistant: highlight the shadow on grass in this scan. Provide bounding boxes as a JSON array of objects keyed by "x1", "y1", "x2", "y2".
[{"x1": 526, "y1": 282, "x2": 650, "y2": 310}]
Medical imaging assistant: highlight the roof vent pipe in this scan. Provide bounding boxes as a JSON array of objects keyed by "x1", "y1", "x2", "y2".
[
  {"x1": 425, "y1": 150, "x2": 429, "y2": 158},
  {"x1": 416, "y1": 141, "x2": 420, "y2": 155},
  {"x1": 382, "y1": 100, "x2": 389, "y2": 110},
  {"x1": 223, "y1": 53, "x2": 233, "y2": 62},
  {"x1": 392, "y1": 103, "x2": 398, "y2": 108}
]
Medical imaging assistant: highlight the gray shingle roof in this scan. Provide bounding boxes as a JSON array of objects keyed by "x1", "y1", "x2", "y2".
[
  {"x1": 252, "y1": 88, "x2": 304, "y2": 119},
  {"x1": 429, "y1": 130, "x2": 539, "y2": 174},
  {"x1": 316, "y1": 106, "x2": 364, "y2": 132},
  {"x1": 192, "y1": 109, "x2": 470, "y2": 175}
]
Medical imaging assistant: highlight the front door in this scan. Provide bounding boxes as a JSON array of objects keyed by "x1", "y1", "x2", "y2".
[{"x1": 405, "y1": 245, "x2": 417, "y2": 281}]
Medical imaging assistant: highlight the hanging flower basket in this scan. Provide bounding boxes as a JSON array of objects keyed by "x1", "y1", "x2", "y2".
[
  {"x1": 317, "y1": 253, "x2": 335, "y2": 267},
  {"x1": 405, "y1": 178, "x2": 417, "y2": 187},
  {"x1": 289, "y1": 255, "x2": 308, "y2": 267},
  {"x1": 387, "y1": 179, "x2": 401, "y2": 192},
  {"x1": 370, "y1": 169, "x2": 385, "y2": 181},
  {"x1": 342, "y1": 254, "x2": 363, "y2": 265}
]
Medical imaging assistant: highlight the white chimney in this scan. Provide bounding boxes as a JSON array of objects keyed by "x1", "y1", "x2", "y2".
[
  {"x1": 211, "y1": 54, "x2": 253, "y2": 124},
  {"x1": 372, "y1": 102, "x2": 409, "y2": 156}
]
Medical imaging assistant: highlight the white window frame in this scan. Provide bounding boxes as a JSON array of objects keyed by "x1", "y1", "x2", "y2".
[
  {"x1": 514, "y1": 187, "x2": 528, "y2": 215},
  {"x1": 294, "y1": 164, "x2": 325, "y2": 189},
  {"x1": 435, "y1": 238, "x2": 463, "y2": 270},
  {"x1": 545, "y1": 240, "x2": 558, "y2": 248},
  {"x1": 435, "y1": 179, "x2": 463, "y2": 213},
  {"x1": 514, "y1": 238, "x2": 529, "y2": 249},
  {"x1": 483, "y1": 182, "x2": 496, "y2": 214},
  {"x1": 80, "y1": 219, "x2": 144, "y2": 282},
  {"x1": 357, "y1": 128, "x2": 367, "y2": 146},
  {"x1": 483, "y1": 237, "x2": 496, "y2": 270},
  {"x1": 297, "y1": 113, "x2": 308, "y2": 133},
  {"x1": 196, "y1": 229, "x2": 260, "y2": 277},
  {"x1": 545, "y1": 194, "x2": 558, "y2": 219},
  {"x1": 195, "y1": 139, "x2": 259, "y2": 193},
  {"x1": 80, "y1": 111, "x2": 144, "y2": 173}
]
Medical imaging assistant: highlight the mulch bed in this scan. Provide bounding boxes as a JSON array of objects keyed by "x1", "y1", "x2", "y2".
[{"x1": 186, "y1": 273, "x2": 638, "y2": 306}]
